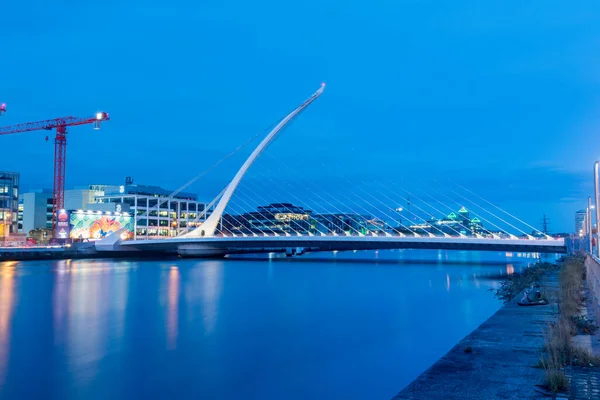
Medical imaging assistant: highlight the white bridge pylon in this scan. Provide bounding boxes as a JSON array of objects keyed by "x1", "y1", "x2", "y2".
[{"x1": 182, "y1": 84, "x2": 326, "y2": 238}]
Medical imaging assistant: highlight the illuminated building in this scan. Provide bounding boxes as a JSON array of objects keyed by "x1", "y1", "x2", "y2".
[
  {"x1": 575, "y1": 209, "x2": 586, "y2": 236},
  {"x1": 0, "y1": 171, "x2": 19, "y2": 241},
  {"x1": 314, "y1": 213, "x2": 386, "y2": 235},
  {"x1": 404, "y1": 207, "x2": 486, "y2": 236},
  {"x1": 18, "y1": 189, "x2": 53, "y2": 234},
  {"x1": 90, "y1": 181, "x2": 208, "y2": 239},
  {"x1": 222, "y1": 203, "x2": 312, "y2": 234}
]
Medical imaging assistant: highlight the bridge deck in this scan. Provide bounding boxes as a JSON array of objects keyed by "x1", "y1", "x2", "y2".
[{"x1": 117, "y1": 235, "x2": 566, "y2": 254}]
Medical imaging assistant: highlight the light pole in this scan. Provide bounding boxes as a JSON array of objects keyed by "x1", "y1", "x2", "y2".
[
  {"x1": 588, "y1": 196, "x2": 595, "y2": 253},
  {"x1": 594, "y1": 162, "x2": 600, "y2": 256}
]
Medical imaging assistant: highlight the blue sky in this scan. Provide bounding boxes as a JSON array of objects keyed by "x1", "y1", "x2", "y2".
[{"x1": 2, "y1": 1, "x2": 600, "y2": 232}]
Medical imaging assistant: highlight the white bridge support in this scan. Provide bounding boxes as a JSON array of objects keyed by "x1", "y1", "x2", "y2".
[{"x1": 183, "y1": 84, "x2": 326, "y2": 238}]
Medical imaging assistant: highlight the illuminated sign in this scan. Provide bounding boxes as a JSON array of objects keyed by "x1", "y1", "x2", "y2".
[
  {"x1": 56, "y1": 209, "x2": 71, "y2": 239},
  {"x1": 67, "y1": 210, "x2": 134, "y2": 240}
]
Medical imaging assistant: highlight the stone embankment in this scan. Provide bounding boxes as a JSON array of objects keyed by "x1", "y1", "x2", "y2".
[{"x1": 395, "y1": 256, "x2": 600, "y2": 400}]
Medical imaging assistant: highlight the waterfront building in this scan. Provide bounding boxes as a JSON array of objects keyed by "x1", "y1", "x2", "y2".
[
  {"x1": 220, "y1": 205, "x2": 389, "y2": 236},
  {"x1": 17, "y1": 179, "x2": 209, "y2": 241},
  {"x1": 0, "y1": 171, "x2": 20, "y2": 241},
  {"x1": 312, "y1": 213, "x2": 387, "y2": 235},
  {"x1": 401, "y1": 207, "x2": 486, "y2": 236},
  {"x1": 18, "y1": 189, "x2": 53, "y2": 234},
  {"x1": 87, "y1": 182, "x2": 208, "y2": 239},
  {"x1": 221, "y1": 203, "x2": 312, "y2": 235},
  {"x1": 575, "y1": 209, "x2": 586, "y2": 236}
]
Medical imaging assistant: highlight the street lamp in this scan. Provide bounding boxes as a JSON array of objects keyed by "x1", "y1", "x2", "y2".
[
  {"x1": 594, "y1": 161, "x2": 600, "y2": 257},
  {"x1": 588, "y1": 197, "x2": 595, "y2": 253}
]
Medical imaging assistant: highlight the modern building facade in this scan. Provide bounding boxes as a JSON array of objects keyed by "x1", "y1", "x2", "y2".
[
  {"x1": 575, "y1": 209, "x2": 586, "y2": 236},
  {"x1": 397, "y1": 207, "x2": 485, "y2": 237},
  {"x1": 313, "y1": 213, "x2": 386, "y2": 235},
  {"x1": 89, "y1": 183, "x2": 208, "y2": 239},
  {"x1": 221, "y1": 203, "x2": 312, "y2": 235},
  {"x1": 19, "y1": 189, "x2": 53, "y2": 234},
  {"x1": 0, "y1": 171, "x2": 20, "y2": 239},
  {"x1": 221, "y1": 204, "x2": 388, "y2": 236},
  {"x1": 18, "y1": 180, "x2": 209, "y2": 241}
]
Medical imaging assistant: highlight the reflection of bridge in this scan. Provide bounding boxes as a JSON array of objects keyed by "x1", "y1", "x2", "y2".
[{"x1": 96, "y1": 84, "x2": 566, "y2": 257}]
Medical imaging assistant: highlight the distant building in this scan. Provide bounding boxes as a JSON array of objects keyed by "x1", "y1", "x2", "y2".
[
  {"x1": 222, "y1": 203, "x2": 312, "y2": 235},
  {"x1": 575, "y1": 209, "x2": 586, "y2": 236},
  {"x1": 313, "y1": 213, "x2": 386, "y2": 235},
  {"x1": 220, "y1": 205, "x2": 389, "y2": 236},
  {"x1": 19, "y1": 189, "x2": 53, "y2": 234},
  {"x1": 402, "y1": 207, "x2": 485, "y2": 236},
  {"x1": 0, "y1": 171, "x2": 20, "y2": 240},
  {"x1": 18, "y1": 179, "x2": 210, "y2": 241},
  {"x1": 93, "y1": 183, "x2": 207, "y2": 239}
]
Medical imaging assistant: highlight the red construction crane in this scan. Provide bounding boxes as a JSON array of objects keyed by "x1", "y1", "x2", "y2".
[{"x1": 0, "y1": 112, "x2": 110, "y2": 227}]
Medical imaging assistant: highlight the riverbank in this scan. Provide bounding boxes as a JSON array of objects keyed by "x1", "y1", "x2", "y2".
[
  {"x1": 394, "y1": 257, "x2": 600, "y2": 399},
  {"x1": 0, "y1": 243, "x2": 174, "y2": 261},
  {"x1": 394, "y1": 271, "x2": 559, "y2": 399}
]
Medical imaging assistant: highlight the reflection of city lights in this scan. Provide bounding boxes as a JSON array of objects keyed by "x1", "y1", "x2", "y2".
[
  {"x1": 446, "y1": 274, "x2": 450, "y2": 292},
  {"x1": 0, "y1": 264, "x2": 16, "y2": 386},
  {"x1": 506, "y1": 264, "x2": 515, "y2": 275},
  {"x1": 167, "y1": 266, "x2": 180, "y2": 350}
]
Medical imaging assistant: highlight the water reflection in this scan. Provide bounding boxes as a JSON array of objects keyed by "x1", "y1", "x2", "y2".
[
  {"x1": 506, "y1": 264, "x2": 515, "y2": 275},
  {"x1": 201, "y1": 262, "x2": 222, "y2": 335},
  {"x1": 166, "y1": 266, "x2": 179, "y2": 350},
  {"x1": 55, "y1": 261, "x2": 116, "y2": 385},
  {"x1": 0, "y1": 253, "x2": 547, "y2": 400},
  {"x1": 0, "y1": 262, "x2": 16, "y2": 386}
]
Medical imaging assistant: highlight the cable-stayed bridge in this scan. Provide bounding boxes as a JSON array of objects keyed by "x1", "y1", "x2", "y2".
[{"x1": 95, "y1": 84, "x2": 566, "y2": 257}]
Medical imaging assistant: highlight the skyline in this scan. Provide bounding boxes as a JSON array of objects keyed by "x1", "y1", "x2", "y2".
[{"x1": 2, "y1": 1, "x2": 600, "y2": 232}]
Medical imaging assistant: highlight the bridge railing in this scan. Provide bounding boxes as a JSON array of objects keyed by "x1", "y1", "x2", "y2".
[{"x1": 125, "y1": 231, "x2": 562, "y2": 241}]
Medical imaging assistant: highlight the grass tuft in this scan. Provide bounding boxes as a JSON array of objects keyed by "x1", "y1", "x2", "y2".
[
  {"x1": 495, "y1": 262, "x2": 557, "y2": 303},
  {"x1": 537, "y1": 255, "x2": 600, "y2": 392}
]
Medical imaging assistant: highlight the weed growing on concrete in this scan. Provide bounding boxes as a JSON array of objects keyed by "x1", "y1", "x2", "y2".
[
  {"x1": 539, "y1": 255, "x2": 600, "y2": 393},
  {"x1": 571, "y1": 346, "x2": 600, "y2": 367},
  {"x1": 571, "y1": 315, "x2": 599, "y2": 335},
  {"x1": 495, "y1": 262, "x2": 557, "y2": 303}
]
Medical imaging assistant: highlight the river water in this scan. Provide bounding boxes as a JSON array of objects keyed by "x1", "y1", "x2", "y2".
[{"x1": 0, "y1": 250, "x2": 546, "y2": 399}]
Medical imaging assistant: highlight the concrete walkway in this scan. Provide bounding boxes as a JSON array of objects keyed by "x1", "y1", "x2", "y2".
[{"x1": 394, "y1": 275, "x2": 560, "y2": 399}]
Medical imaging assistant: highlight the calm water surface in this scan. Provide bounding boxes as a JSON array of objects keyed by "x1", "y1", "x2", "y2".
[{"x1": 0, "y1": 251, "x2": 541, "y2": 399}]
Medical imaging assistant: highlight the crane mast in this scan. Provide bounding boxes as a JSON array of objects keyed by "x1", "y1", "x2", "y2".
[{"x1": 0, "y1": 112, "x2": 110, "y2": 228}]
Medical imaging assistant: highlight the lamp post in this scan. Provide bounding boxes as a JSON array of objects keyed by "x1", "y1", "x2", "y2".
[
  {"x1": 588, "y1": 196, "x2": 595, "y2": 253},
  {"x1": 595, "y1": 162, "x2": 600, "y2": 256}
]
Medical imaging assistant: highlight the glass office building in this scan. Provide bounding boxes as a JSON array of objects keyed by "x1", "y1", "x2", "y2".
[{"x1": 0, "y1": 171, "x2": 20, "y2": 239}]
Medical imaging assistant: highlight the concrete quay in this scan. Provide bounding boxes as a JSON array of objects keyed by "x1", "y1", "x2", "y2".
[{"x1": 394, "y1": 274, "x2": 560, "y2": 400}]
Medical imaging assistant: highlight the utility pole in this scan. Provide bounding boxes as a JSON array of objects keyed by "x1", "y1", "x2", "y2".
[{"x1": 540, "y1": 214, "x2": 550, "y2": 235}]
